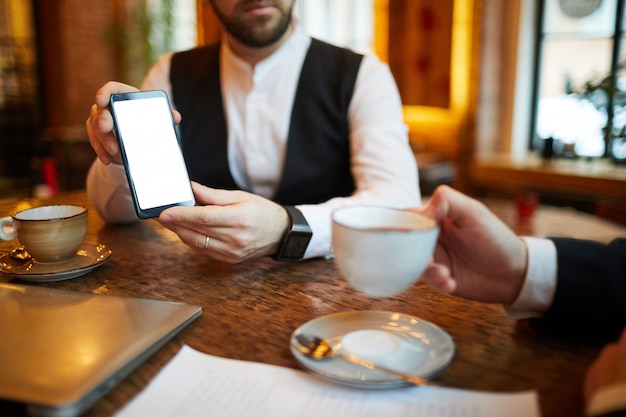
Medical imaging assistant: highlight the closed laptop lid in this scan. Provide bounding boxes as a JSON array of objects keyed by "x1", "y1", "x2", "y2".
[{"x1": 0, "y1": 283, "x2": 202, "y2": 417}]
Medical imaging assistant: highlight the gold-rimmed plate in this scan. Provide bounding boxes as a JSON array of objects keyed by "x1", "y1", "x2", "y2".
[{"x1": 0, "y1": 242, "x2": 112, "y2": 282}]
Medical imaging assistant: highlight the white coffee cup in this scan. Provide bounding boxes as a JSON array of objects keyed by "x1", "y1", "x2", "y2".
[
  {"x1": 0, "y1": 205, "x2": 88, "y2": 262},
  {"x1": 332, "y1": 206, "x2": 439, "y2": 297}
]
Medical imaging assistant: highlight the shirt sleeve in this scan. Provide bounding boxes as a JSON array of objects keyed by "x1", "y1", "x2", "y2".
[
  {"x1": 586, "y1": 383, "x2": 626, "y2": 417},
  {"x1": 86, "y1": 160, "x2": 137, "y2": 224},
  {"x1": 298, "y1": 54, "x2": 420, "y2": 259},
  {"x1": 140, "y1": 53, "x2": 174, "y2": 99},
  {"x1": 504, "y1": 237, "x2": 558, "y2": 319}
]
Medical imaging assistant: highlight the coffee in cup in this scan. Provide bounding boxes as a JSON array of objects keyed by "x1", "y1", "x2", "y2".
[
  {"x1": 0, "y1": 205, "x2": 88, "y2": 262},
  {"x1": 331, "y1": 206, "x2": 439, "y2": 297}
]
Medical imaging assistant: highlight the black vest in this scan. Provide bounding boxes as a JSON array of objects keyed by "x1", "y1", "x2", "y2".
[{"x1": 169, "y1": 39, "x2": 362, "y2": 205}]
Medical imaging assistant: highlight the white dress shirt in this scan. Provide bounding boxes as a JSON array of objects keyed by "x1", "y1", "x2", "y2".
[{"x1": 86, "y1": 24, "x2": 420, "y2": 259}]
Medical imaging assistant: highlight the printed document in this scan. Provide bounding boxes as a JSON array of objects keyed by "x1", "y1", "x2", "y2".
[{"x1": 116, "y1": 345, "x2": 540, "y2": 417}]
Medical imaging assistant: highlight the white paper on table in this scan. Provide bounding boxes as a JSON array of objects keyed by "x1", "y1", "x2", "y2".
[{"x1": 115, "y1": 345, "x2": 541, "y2": 417}]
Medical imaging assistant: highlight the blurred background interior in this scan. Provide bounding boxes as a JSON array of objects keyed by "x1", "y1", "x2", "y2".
[{"x1": 1, "y1": 0, "x2": 626, "y2": 225}]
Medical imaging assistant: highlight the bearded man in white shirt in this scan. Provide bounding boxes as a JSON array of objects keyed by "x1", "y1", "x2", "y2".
[{"x1": 85, "y1": 0, "x2": 419, "y2": 264}]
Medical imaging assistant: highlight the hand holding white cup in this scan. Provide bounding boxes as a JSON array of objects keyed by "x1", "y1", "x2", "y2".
[
  {"x1": 331, "y1": 206, "x2": 439, "y2": 297},
  {"x1": 0, "y1": 205, "x2": 88, "y2": 262}
]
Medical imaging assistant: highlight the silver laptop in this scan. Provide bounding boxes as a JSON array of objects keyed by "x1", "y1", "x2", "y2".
[{"x1": 0, "y1": 282, "x2": 202, "y2": 417}]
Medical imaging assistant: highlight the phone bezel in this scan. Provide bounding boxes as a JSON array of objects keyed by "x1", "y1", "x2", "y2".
[{"x1": 109, "y1": 90, "x2": 195, "y2": 219}]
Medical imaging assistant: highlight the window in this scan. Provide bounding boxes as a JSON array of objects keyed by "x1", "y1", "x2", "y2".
[
  {"x1": 0, "y1": 0, "x2": 39, "y2": 127},
  {"x1": 531, "y1": 0, "x2": 625, "y2": 160},
  {"x1": 119, "y1": 0, "x2": 197, "y2": 85},
  {"x1": 147, "y1": 0, "x2": 197, "y2": 54},
  {"x1": 0, "y1": 0, "x2": 40, "y2": 186},
  {"x1": 294, "y1": 0, "x2": 374, "y2": 54}
]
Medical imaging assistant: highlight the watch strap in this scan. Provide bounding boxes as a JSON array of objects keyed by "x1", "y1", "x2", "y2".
[{"x1": 272, "y1": 205, "x2": 312, "y2": 261}]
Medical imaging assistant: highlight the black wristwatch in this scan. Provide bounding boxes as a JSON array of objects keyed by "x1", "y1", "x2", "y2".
[{"x1": 272, "y1": 205, "x2": 312, "y2": 261}]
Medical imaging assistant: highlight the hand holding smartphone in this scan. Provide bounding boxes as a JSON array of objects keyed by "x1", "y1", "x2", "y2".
[{"x1": 109, "y1": 90, "x2": 195, "y2": 219}]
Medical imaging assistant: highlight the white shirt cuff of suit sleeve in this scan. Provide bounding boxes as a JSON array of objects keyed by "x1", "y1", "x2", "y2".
[
  {"x1": 586, "y1": 383, "x2": 626, "y2": 416},
  {"x1": 504, "y1": 237, "x2": 557, "y2": 319}
]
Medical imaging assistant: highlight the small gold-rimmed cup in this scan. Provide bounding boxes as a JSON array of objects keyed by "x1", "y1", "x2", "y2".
[
  {"x1": 0, "y1": 205, "x2": 88, "y2": 262},
  {"x1": 332, "y1": 206, "x2": 439, "y2": 297}
]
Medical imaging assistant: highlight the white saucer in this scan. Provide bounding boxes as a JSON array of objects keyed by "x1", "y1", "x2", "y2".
[
  {"x1": 290, "y1": 311, "x2": 455, "y2": 389},
  {"x1": 0, "y1": 242, "x2": 112, "y2": 282}
]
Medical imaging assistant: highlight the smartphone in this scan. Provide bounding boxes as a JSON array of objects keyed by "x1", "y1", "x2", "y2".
[{"x1": 109, "y1": 90, "x2": 195, "y2": 219}]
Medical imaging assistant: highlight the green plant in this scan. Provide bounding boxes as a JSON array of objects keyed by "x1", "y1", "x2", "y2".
[
  {"x1": 108, "y1": 0, "x2": 176, "y2": 87},
  {"x1": 568, "y1": 62, "x2": 626, "y2": 158}
]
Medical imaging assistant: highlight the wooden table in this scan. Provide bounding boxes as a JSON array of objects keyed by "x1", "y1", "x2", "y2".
[{"x1": 0, "y1": 190, "x2": 624, "y2": 417}]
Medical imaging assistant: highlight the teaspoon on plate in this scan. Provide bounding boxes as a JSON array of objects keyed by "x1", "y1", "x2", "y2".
[{"x1": 293, "y1": 333, "x2": 431, "y2": 386}]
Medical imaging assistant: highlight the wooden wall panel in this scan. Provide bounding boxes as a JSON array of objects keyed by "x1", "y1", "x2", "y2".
[
  {"x1": 197, "y1": 0, "x2": 222, "y2": 45},
  {"x1": 387, "y1": 0, "x2": 453, "y2": 108}
]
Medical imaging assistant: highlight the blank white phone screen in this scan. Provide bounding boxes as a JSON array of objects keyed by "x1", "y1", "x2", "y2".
[{"x1": 112, "y1": 97, "x2": 193, "y2": 210}]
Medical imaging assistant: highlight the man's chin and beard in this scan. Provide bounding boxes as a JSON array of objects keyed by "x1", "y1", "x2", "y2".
[{"x1": 210, "y1": 1, "x2": 294, "y2": 48}]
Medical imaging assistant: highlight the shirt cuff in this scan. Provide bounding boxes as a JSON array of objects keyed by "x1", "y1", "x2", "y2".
[
  {"x1": 586, "y1": 383, "x2": 626, "y2": 416},
  {"x1": 504, "y1": 237, "x2": 557, "y2": 319}
]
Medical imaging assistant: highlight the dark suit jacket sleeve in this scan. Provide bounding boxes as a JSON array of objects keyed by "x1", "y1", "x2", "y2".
[{"x1": 530, "y1": 237, "x2": 626, "y2": 341}]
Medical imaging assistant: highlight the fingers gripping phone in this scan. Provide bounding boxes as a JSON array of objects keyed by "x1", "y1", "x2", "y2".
[{"x1": 109, "y1": 90, "x2": 195, "y2": 219}]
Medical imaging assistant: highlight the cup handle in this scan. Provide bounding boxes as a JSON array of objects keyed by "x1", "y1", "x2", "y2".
[{"x1": 0, "y1": 217, "x2": 17, "y2": 241}]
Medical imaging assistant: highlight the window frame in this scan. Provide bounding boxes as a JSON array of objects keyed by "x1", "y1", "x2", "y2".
[{"x1": 529, "y1": 0, "x2": 626, "y2": 158}]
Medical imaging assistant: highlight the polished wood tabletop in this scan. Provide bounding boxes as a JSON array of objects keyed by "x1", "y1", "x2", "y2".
[{"x1": 1, "y1": 189, "x2": 624, "y2": 417}]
